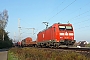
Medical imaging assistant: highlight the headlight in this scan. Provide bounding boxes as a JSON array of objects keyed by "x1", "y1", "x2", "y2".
[
  {"x1": 60, "y1": 33, "x2": 64, "y2": 35},
  {"x1": 69, "y1": 33, "x2": 73, "y2": 36}
]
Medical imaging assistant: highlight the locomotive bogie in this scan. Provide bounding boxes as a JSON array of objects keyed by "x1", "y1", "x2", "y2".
[{"x1": 36, "y1": 39, "x2": 76, "y2": 48}]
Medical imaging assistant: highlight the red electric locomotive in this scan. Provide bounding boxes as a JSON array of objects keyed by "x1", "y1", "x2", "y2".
[{"x1": 37, "y1": 23, "x2": 76, "y2": 47}]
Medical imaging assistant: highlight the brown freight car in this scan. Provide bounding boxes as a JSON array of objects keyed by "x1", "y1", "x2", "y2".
[{"x1": 21, "y1": 37, "x2": 36, "y2": 47}]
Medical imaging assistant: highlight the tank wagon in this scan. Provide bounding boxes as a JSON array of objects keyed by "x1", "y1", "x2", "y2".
[{"x1": 37, "y1": 23, "x2": 76, "y2": 48}]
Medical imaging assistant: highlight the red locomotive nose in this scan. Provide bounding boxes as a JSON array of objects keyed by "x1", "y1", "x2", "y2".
[{"x1": 65, "y1": 32, "x2": 68, "y2": 36}]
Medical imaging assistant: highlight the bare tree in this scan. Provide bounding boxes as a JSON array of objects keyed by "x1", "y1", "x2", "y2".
[
  {"x1": 0, "y1": 9, "x2": 8, "y2": 41},
  {"x1": 0, "y1": 9, "x2": 8, "y2": 29}
]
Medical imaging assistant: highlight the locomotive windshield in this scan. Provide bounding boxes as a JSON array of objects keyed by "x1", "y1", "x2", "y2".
[
  {"x1": 59, "y1": 26, "x2": 73, "y2": 31},
  {"x1": 59, "y1": 26, "x2": 65, "y2": 30}
]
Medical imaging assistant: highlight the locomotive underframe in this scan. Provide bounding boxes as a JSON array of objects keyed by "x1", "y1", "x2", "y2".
[{"x1": 37, "y1": 40, "x2": 76, "y2": 48}]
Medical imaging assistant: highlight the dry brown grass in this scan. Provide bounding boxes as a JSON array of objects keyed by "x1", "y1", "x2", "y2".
[{"x1": 8, "y1": 47, "x2": 90, "y2": 60}]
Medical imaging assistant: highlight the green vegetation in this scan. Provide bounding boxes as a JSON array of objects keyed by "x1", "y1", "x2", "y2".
[
  {"x1": 8, "y1": 47, "x2": 90, "y2": 60},
  {"x1": 8, "y1": 51, "x2": 18, "y2": 60},
  {"x1": 0, "y1": 29, "x2": 13, "y2": 49}
]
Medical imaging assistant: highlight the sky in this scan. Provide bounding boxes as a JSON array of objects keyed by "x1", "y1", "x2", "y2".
[{"x1": 0, "y1": 0, "x2": 90, "y2": 42}]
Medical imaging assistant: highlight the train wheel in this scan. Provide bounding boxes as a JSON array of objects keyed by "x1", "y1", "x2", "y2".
[
  {"x1": 34, "y1": 45, "x2": 37, "y2": 47},
  {"x1": 54, "y1": 43, "x2": 59, "y2": 49},
  {"x1": 50, "y1": 46, "x2": 54, "y2": 48}
]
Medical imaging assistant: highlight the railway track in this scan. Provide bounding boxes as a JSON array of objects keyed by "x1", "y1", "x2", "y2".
[
  {"x1": 37, "y1": 47, "x2": 90, "y2": 54},
  {"x1": 35, "y1": 46, "x2": 90, "y2": 52},
  {"x1": 52, "y1": 47, "x2": 90, "y2": 58},
  {"x1": 67, "y1": 47, "x2": 90, "y2": 51}
]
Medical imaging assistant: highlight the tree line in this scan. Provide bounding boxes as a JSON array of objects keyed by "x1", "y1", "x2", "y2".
[
  {"x1": 0, "y1": 29, "x2": 13, "y2": 49},
  {"x1": 0, "y1": 10, "x2": 13, "y2": 49}
]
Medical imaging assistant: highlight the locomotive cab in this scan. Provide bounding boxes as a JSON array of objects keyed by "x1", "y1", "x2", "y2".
[{"x1": 58, "y1": 24, "x2": 75, "y2": 45}]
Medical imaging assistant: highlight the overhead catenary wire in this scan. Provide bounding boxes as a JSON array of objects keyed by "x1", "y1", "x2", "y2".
[
  {"x1": 73, "y1": 18, "x2": 90, "y2": 25},
  {"x1": 56, "y1": 0, "x2": 66, "y2": 9},
  {"x1": 73, "y1": 19, "x2": 90, "y2": 31},
  {"x1": 49, "y1": 0, "x2": 66, "y2": 14},
  {"x1": 60, "y1": 2, "x2": 90, "y2": 21},
  {"x1": 69, "y1": 10, "x2": 90, "y2": 21},
  {"x1": 45, "y1": 0, "x2": 66, "y2": 20},
  {"x1": 70, "y1": 10, "x2": 90, "y2": 30},
  {"x1": 70, "y1": 11, "x2": 90, "y2": 29},
  {"x1": 48, "y1": 0, "x2": 76, "y2": 21},
  {"x1": 73, "y1": 15, "x2": 90, "y2": 21},
  {"x1": 67, "y1": 2, "x2": 90, "y2": 23},
  {"x1": 70, "y1": 2, "x2": 90, "y2": 15},
  {"x1": 75, "y1": 25, "x2": 90, "y2": 31},
  {"x1": 47, "y1": 0, "x2": 90, "y2": 31}
]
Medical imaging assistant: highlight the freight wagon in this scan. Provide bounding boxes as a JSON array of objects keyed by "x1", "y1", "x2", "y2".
[{"x1": 21, "y1": 37, "x2": 36, "y2": 47}]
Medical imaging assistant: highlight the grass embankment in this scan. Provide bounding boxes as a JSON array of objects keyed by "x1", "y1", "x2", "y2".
[
  {"x1": 8, "y1": 47, "x2": 90, "y2": 60},
  {"x1": 8, "y1": 51, "x2": 18, "y2": 60}
]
